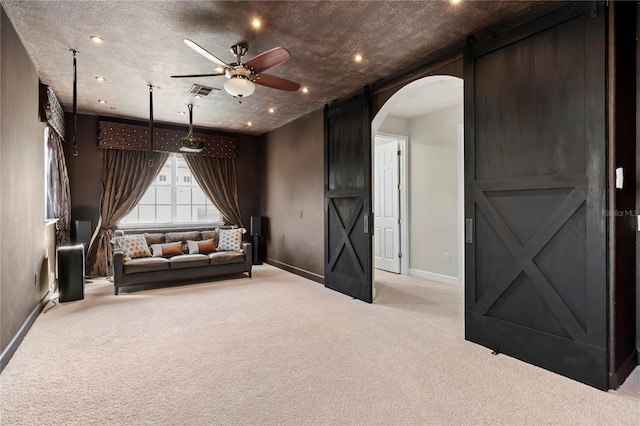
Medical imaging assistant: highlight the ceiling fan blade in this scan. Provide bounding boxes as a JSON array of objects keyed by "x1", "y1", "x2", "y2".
[
  {"x1": 171, "y1": 73, "x2": 224, "y2": 78},
  {"x1": 183, "y1": 39, "x2": 231, "y2": 68},
  {"x1": 253, "y1": 73, "x2": 301, "y2": 92},
  {"x1": 245, "y1": 47, "x2": 290, "y2": 74}
]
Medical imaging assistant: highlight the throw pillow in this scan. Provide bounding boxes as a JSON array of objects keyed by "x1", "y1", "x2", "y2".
[
  {"x1": 164, "y1": 231, "x2": 201, "y2": 253},
  {"x1": 187, "y1": 239, "x2": 217, "y2": 255},
  {"x1": 216, "y1": 228, "x2": 246, "y2": 251},
  {"x1": 150, "y1": 241, "x2": 184, "y2": 257},
  {"x1": 200, "y1": 230, "x2": 219, "y2": 246},
  {"x1": 112, "y1": 234, "x2": 151, "y2": 261}
]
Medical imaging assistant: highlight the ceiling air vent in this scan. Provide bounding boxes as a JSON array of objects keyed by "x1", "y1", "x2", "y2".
[{"x1": 188, "y1": 84, "x2": 218, "y2": 96}]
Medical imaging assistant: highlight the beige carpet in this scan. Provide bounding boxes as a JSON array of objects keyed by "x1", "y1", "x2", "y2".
[{"x1": 1, "y1": 264, "x2": 638, "y2": 425}]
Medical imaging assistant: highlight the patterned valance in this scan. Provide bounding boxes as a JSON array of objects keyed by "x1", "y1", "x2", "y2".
[
  {"x1": 46, "y1": 88, "x2": 65, "y2": 139},
  {"x1": 98, "y1": 121, "x2": 238, "y2": 159}
]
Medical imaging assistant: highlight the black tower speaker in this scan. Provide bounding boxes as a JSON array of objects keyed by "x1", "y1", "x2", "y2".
[
  {"x1": 250, "y1": 216, "x2": 262, "y2": 265},
  {"x1": 250, "y1": 216, "x2": 262, "y2": 236},
  {"x1": 57, "y1": 244, "x2": 85, "y2": 302},
  {"x1": 70, "y1": 220, "x2": 91, "y2": 251}
]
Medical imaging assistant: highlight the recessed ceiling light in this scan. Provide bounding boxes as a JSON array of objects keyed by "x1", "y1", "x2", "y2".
[
  {"x1": 214, "y1": 66, "x2": 224, "y2": 73},
  {"x1": 354, "y1": 54, "x2": 363, "y2": 63},
  {"x1": 302, "y1": 87, "x2": 309, "y2": 94},
  {"x1": 95, "y1": 76, "x2": 106, "y2": 82},
  {"x1": 451, "y1": 0, "x2": 461, "y2": 3},
  {"x1": 97, "y1": 99, "x2": 107, "y2": 104},
  {"x1": 194, "y1": 95, "x2": 202, "y2": 99},
  {"x1": 252, "y1": 18, "x2": 261, "y2": 29},
  {"x1": 269, "y1": 108, "x2": 275, "y2": 113},
  {"x1": 247, "y1": 122, "x2": 253, "y2": 126},
  {"x1": 90, "y1": 35, "x2": 104, "y2": 44},
  {"x1": 178, "y1": 111, "x2": 186, "y2": 115}
]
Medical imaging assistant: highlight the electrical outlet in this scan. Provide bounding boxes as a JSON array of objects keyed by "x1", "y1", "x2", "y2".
[
  {"x1": 34, "y1": 273, "x2": 38, "y2": 286},
  {"x1": 444, "y1": 252, "x2": 450, "y2": 261},
  {"x1": 299, "y1": 209, "x2": 303, "y2": 218},
  {"x1": 282, "y1": 234, "x2": 285, "y2": 241}
]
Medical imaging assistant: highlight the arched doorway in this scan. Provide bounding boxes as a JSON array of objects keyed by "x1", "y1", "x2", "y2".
[{"x1": 371, "y1": 75, "x2": 464, "y2": 298}]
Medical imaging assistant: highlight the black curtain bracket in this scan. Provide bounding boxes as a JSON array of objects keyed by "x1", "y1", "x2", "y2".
[
  {"x1": 70, "y1": 49, "x2": 79, "y2": 156},
  {"x1": 148, "y1": 84, "x2": 154, "y2": 167}
]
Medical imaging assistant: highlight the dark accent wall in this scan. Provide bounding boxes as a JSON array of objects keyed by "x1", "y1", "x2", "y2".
[
  {"x1": 63, "y1": 114, "x2": 261, "y2": 235},
  {"x1": 63, "y1": 114, "x2": 101, "y2": 231},
  {"x1": 236, "y1": 133, "x2": 262, "y2": 229},
  {"x1": 609, "y1": 0, "x2": 637, "y2": 383},
  {"x1": 261, "y1": 109, "x2": 324, "y2": 281},
  {"x1": 1, "y1": 6, "x2": 49, "y2": 353}
]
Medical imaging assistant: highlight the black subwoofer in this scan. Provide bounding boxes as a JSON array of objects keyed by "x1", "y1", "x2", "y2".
[{"x1": 57, "y1": 244, "x2": 85, "y2": 302}]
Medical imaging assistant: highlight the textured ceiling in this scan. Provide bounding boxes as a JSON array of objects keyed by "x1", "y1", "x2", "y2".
[{"x1": 2, "y1": 0, "x2": 541, "y2": 135}]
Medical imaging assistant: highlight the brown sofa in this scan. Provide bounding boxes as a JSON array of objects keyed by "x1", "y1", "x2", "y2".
[{"x1": 112, "y1": 227, "x2": 252, "y2": 294}]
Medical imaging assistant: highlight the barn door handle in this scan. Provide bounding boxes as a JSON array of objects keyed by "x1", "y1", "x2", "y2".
[
  {"x1": 465, "y1": 219, "x2": 473, "y2": 243},
  {"x1": 364, "y1": 214, "x2": 369, "y2": 234}
]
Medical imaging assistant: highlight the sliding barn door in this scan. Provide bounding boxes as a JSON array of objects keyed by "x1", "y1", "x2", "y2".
[
  {"x1": 324, "y1": 90, "x2": 373, "y2": 303},
  {"x1": 464, "y1": 3, "x2": 608, "y2": 389}
]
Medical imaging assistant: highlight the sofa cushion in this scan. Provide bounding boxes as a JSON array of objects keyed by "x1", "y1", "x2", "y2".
[
  {"x1": 123, "y1": 257, "x2": 169, "y2": 274},
  {"x1": 216, "y1": 228, "x2": 246, "y2": 251},
  {"x1": 150, "y1": 241, "x2": 184, "y2": 257},
  {"x1": 144, "y1": 233, "x2": 166, "y2": 246},
  {"x1": 112, "y1": 234, "x2": 151, "y2": 261},
  {"x1": 169, "y1": 254, "x2": 210, "y2": 269},
  {"x1": 165, "y1": 231, "x2": 202, "y2": 253},
  {"x1": 200, "y1": 230, "x2": 219, "y2": 246},
  {"x1": 209, "y1": 251, "x2": 245, "y2": 265},
  {"x1": 187, "y1": 239, "x2": 217, "y2": 255}
]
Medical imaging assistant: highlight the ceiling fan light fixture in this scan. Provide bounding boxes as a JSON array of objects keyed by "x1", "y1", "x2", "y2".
[
  {"x1": 179, "y1": 137, "x2": 205, "y2": 153},
  {"x1": 223, "y1": 76, "x2": 255, "y2": 98},
  {"x1": 179, "y1": 104, "x2": 205, "y2": 153}
]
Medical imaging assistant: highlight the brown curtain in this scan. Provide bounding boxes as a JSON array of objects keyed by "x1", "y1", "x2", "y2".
[
  {"x1": 183, "y1": 155, "x2": 245, "y2": 228},
  {"x1": 86, "y1": 149, "x2": 169, "y2": 276},
  {"x1": 46, "y1": 126, "x2": 71, "y2": 246}
]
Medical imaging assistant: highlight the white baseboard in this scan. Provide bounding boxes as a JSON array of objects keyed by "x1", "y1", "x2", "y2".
[{"x1": 409, "y1": 269, "x2": 461, "y2": 286}]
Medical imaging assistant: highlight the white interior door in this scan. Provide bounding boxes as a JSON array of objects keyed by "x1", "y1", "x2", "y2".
[{"x1": 374, "y1": 139, "x2": 400, "y2": 273}]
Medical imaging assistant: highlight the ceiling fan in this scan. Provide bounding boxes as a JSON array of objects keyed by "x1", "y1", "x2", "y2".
[{"x1": 171, "y1": 39, "x2": 300, "y2": 98}]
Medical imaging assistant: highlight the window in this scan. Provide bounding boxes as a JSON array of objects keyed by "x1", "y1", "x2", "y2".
[{"x1": 120, "y1": 153, "x2": 222, "y2": 226}]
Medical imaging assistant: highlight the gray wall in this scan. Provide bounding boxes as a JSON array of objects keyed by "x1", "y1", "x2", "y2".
[
  {"x1": 261, "y1": 109, "x2": 324, "y2": 281},
  {"x1": 378, "y1": 115, "x2": 409, "y2": 136},
  {"x1": 1, "y1": 6, "x2": 49, "y2": 353},
  {"x1": 408, "y1": 103, "x2": 463, "y2": 279}
]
